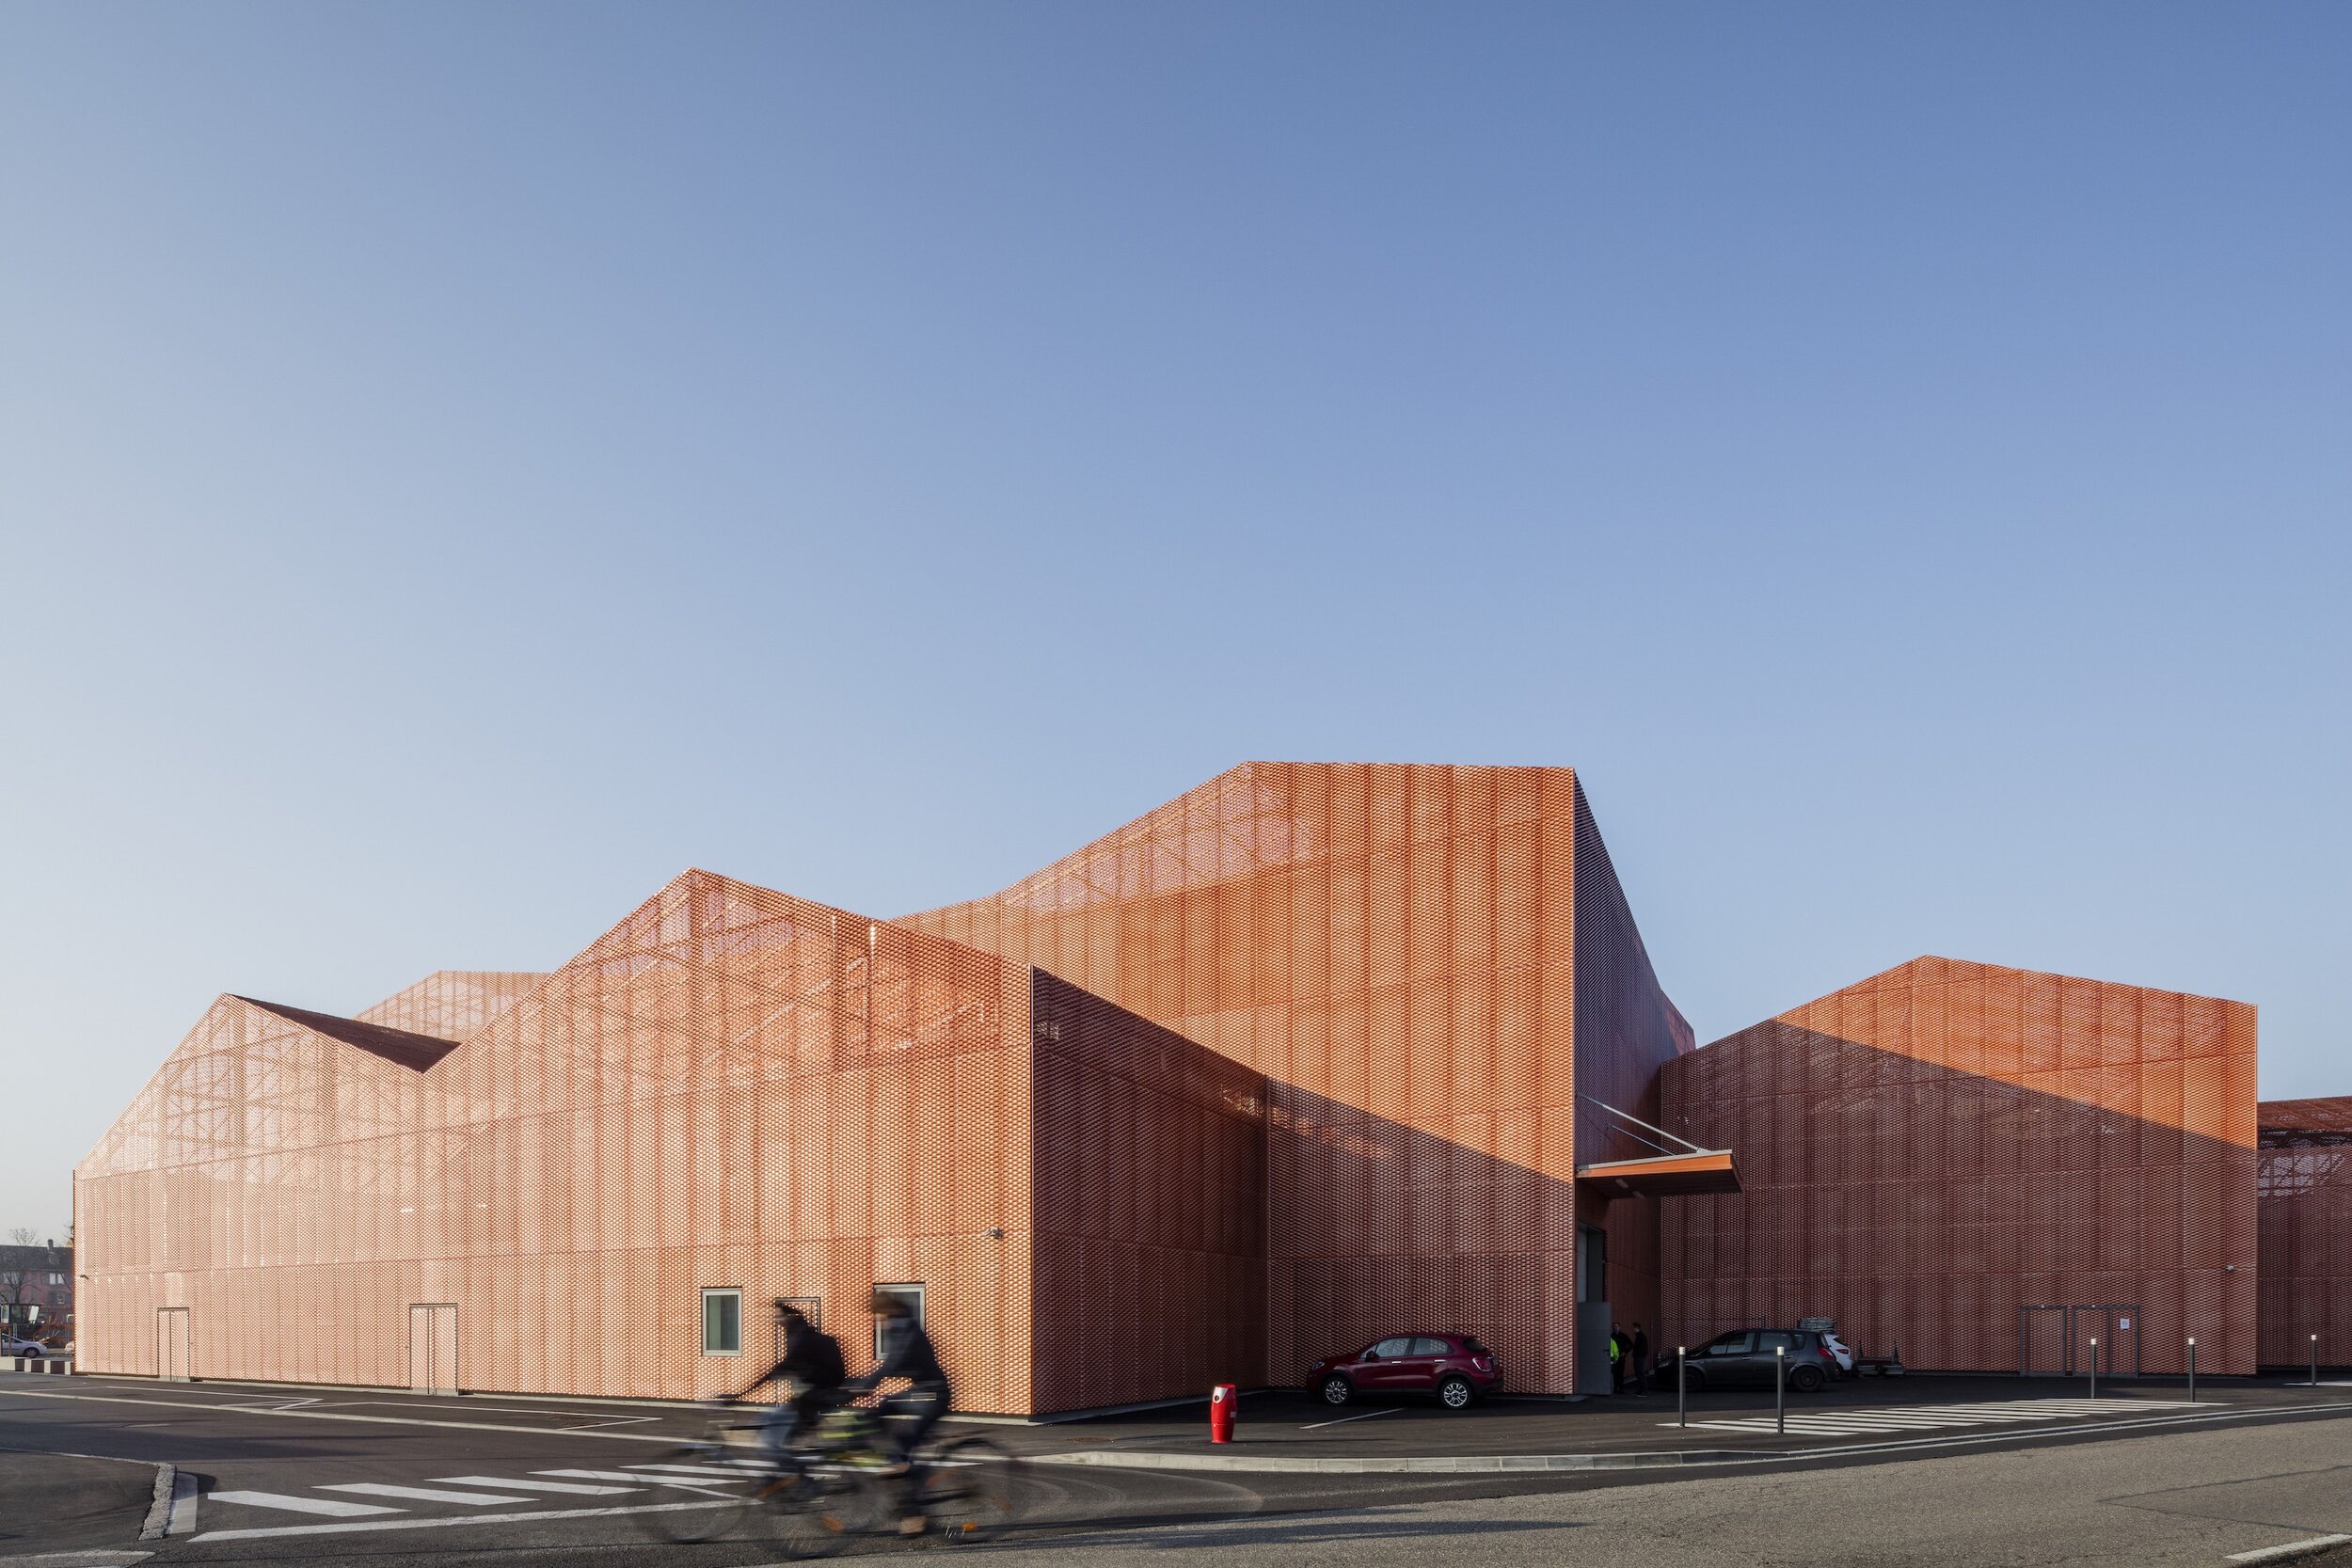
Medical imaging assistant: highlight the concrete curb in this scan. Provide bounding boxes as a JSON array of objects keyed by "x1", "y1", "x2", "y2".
[
  {"x1": 136, "y1": 1465, "x2": 174, "y2": 1542},
  {"x1": 1045, "y1": 1447, "x2": 1753, "y2": 1473},
  {"x1": 1040, "y1": 1398, "x2": 2352, "y2": 1474}
]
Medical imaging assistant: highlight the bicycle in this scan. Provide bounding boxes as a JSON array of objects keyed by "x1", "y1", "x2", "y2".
[
  {"x1": 632, "y1": 1402, "x2": 885, "y2": 1558},
  {"x1": 816, "y1": 1404, "x2": 1030, "y2": 1544}
]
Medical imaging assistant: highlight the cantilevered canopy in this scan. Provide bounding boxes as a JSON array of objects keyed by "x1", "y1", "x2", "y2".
[
  {"x1": 1576, "y1": 1097, "x2": 1742, "y2": 1196},
  {"x1": 1577, "y1": 1149, "x2": 1741, "y2": 1197}
]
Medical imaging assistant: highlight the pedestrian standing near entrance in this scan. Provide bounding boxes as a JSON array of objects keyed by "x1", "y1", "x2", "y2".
[
  {"x1": 1629, "y1": 1322, "x2": 1651, "y2": 1395},
  {"x1": 1608, "y1": 1326, "x2": 1626, "y2": 1393}
]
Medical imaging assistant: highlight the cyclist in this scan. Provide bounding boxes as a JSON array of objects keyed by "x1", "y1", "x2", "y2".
[
  {"x1": 726, "y1": 1302, "x2": 848, "y2": 1465},
  {"x1": 844, "y1": 1290, "x2": 952, "y2": 1534}
]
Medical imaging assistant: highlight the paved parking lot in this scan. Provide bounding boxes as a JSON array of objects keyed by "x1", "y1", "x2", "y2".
[{"x1": 1045, "y1": 1375, "x2": 2352, "y2": 1466}]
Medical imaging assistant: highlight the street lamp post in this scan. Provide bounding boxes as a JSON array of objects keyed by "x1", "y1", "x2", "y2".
[
  {"x1": 2089, "y1": 1336, "x2": 2099, "y2": 1400},
  {"x1": 1677, "y1": 1347, "x2": 1686, "y2": 1428},
  {"x1": 1775, "y1": 1345, "x2": 1786, "y2": 1434},
  {"x1": 2187, "y1": 1337, "x2": 2196, "y2": 1403}
]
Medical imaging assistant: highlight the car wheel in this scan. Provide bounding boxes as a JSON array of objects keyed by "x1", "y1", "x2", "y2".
[
  {"x1": 1319, "y1": 1375, "x2": 1354, "y2": 1407},
  {"x1": 1789, "y1": 1364, "x2": 1825, "y2": 1393},
  {"x1": 1679, "y1": 1367, "x2": 1706, "y2": 1393},
  {"x1": 1438, "y1": 1375, "x2": 1475, "y2": 1411}
]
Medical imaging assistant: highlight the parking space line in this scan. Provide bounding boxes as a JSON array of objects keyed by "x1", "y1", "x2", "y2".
[
  {"x1": 2226, "y1": 1534, "x2": 2352, "y2": 1563},
  {"x1": 1300, "y1": 1408, "x2": 1401, "y2": 1430}
]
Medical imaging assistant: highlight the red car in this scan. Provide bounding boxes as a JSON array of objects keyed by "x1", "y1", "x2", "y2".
[{"x1": 1308, "y1": 1333, "x2": 1502, "y2": 1411}]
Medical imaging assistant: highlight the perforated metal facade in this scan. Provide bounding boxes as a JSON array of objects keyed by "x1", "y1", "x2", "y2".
[
  {"x1": 79, "y1": 762, "x2": 1687, "y2": 1409},
  {"x1": 79, "y1": 765, "x2": 2319, "y2": 1409},
  {"x1": 1659, "y1": 958, "x2": 2260, "y2": 1375},
  {"x1": 907, "y1": 762, "x2": 1689, "y2": 1397},
  {"x1": 77, "y1": 873, "x2": 1042, "y2": 1410},
  {"x1": 2257, "y1": 1096, "x2": 2352, "y2": 1368}
]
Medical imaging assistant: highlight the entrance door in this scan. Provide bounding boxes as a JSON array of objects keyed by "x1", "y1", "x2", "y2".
[
  {"x1": 408, "y1": 1304, "x2": 457, "y2": 1394},
  {"x1": 2020, "y1": 1306, "x2": 2068, "y2": 1374},
  {"x1": 2076, "y1": 1305, "x2": 2141, "y2": 1376},
  {"x1": 156, "y1": 1307, "x2": 189, "y2": 1382}
]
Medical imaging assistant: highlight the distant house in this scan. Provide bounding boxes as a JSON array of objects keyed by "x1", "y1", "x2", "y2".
[{"x1": 0, "y1": 1242, "x2": 72, "y2": 1332}]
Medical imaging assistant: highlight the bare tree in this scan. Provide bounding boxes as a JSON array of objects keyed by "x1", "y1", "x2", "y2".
[{"x1": 1, "y1": 1227, "x2": 44, "y2": 1329}]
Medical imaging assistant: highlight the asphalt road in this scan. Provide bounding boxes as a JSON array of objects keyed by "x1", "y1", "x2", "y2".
[
  {"x1": 5, "y1": 1373, "x2": 2350, "y2": 1566},
  {"x1": 973, "y1": 1416, "x2": 2352, "y2": 1568}
]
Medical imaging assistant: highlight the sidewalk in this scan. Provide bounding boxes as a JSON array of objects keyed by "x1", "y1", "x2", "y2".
[{"x1": 1018, "y1": 1376, "x2": 2352, "y2": 1472}]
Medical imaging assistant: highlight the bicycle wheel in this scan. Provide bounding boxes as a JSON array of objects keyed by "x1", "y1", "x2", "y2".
[
  {"x1": 755, "y1": 1465, "x2": 887, "y2": 1560},
  {"x1": 921, "y1": 1434, "x2": 1026, "y2": 1545},
  {"x1": 631, "y1": 1447, "x2": 755, "y2": 1544}
]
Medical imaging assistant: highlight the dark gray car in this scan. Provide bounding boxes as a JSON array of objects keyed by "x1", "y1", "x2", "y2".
[{"x1": 1654, "y1": 1329, "x2": 1839, "y2": 1392}]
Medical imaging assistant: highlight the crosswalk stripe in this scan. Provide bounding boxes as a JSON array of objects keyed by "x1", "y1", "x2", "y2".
[
  {"x1": 536, "y1": 1468, "x2": 744, "y2": 1489},
  {"x1": 318, "y1": 1483, "x2": 533, "y2": 1506},
  {"x1": 626, "y1": 1464, "x2": 760, "y2": 1479},
  {"x1": 207, "y1": 1490, "x2": 402, "y2": 1517},
  {"x1": 431, "y1": 1476, "x2": 639, "y2": 1496}
]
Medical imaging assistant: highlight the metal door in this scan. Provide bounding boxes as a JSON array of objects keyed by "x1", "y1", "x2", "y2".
[
  {"x1": 2020, "y1": 1306, "x2": 2069, "y2": 1373},
  {"x1": 1577, "y1": 1302, "x2": 1615, "y2": 1394},
  {"x1": 408, "y1": 1304, "x2": 457, "y2": 1394},
  {"x1": 156, "y1": 1307, "x2": 189, "y2": 1382},
  {"x1": 2075, "y1": 1305, "x2": 2141, "y2": 1376}
]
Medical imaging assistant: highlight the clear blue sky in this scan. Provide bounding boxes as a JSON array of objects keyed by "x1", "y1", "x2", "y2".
[{"x1": 3, "y1": 2, "x2": 2345, "y2": 1240}]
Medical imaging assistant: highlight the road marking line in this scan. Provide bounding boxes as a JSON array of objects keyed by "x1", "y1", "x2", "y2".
[
  {"x1": 0, "y1": 1387, "x2": 679, "y2": 1444},
  {"x1": 2227, "y1": 1534, "x2": 2352, "y2": 1563},
  {"x1": 431, "y1": 1476, "x2": 638, "y2": 1495},
  {"x1": 1300, "y1": 1408, "x2": 1400, "y2": 1430},
  {"x1": 163, "y1": 1469, "x2": 200, "y2": 1536},
  {"x1": 536, "y1": 1468, "x2": 741, "y2": 1489},
  {"x1": 626, "y1": 1463, "x2": 759, "y2": 1478},
  {"x1": 195, "y1": 1497, "x2": 737, "y2": 1543},
  {"x1": 206, "y1": 1491, "x2": 402, "y2": 1517},
  {"x1": 319, "y1": 1483, "x2": 534, "y2": 1505}
]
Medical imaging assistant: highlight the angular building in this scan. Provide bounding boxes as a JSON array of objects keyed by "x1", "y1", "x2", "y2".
[
  {"x1": 76, "y1": 763, "x2": 2329, "y2": 1404},
  {"x1": 2256, "y1": 1097, "x2": 2352, "y2": 1370},
  {"x1": 76, "y1": 764, "x2": 1699, "y2": 1412},
  {"x1": 1659, "y1": 958, "x2": 2261, "y2": 1375}
]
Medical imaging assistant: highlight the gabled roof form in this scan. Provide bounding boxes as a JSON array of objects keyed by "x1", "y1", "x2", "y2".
[
  {"x1": 2259, "y1": 1096, "x2": 2352, "y2": 1138},
  {"x1": 230, "y1": 996, "x2": 462, "y2": 1072},
  {"x1": 358, "y1": 971, "x2": 547, "y2": 1042}
]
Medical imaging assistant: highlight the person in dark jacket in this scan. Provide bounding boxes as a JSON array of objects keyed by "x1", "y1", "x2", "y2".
[
  {"x1": 729, "y1": 1303, "x2": 847, "y2": 1461},
  {"x1": 845, "y1": 1291, "x2": 953, "y2": 1532},
  {"x1": 1629, "y1": 1323, "x2": 1651, "y2": 1396}
]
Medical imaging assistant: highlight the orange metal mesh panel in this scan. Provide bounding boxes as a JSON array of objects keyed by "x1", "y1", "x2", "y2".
[
  {"x1": 1660, "y1": 958, "x2": 2259, "y2": 1375},
  {"x1": 74, "y1": 873, "x2": 1039, "y2": 1411},
  {"x1": 1569, "y1": 787, "x2": 1694, "y2": 1384},
  {"x1": 906, "y1": 763, "x2": 1689, "y2": 1395},
  {"x1": 357, "y1": 971, "x2": 547, "y2": 1041},
  {"x1": 1029, "y1": 973, "x2": 1264, "y2": 1410},
  {"x1": 2257, "y1": 1096, "x2": 2352, "y2": 1367}
]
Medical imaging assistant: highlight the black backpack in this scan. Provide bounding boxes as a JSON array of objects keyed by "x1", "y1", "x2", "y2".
[{"x1": 801, "y1": 1328, "x2": 847, "y2": 1390}]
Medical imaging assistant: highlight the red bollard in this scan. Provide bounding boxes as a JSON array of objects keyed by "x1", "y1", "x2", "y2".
[{"x1": 1209, "y1": 1383, "x2": 1237, "y2": 1444}]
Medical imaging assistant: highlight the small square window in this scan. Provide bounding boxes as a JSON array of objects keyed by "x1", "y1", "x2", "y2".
[
  {"x1": 872, "y1": 1283, "x2": 924, "y2": 1358},
  {"x1": 702, "y1": 1289, "x2": 742, "y2": 1355}
]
